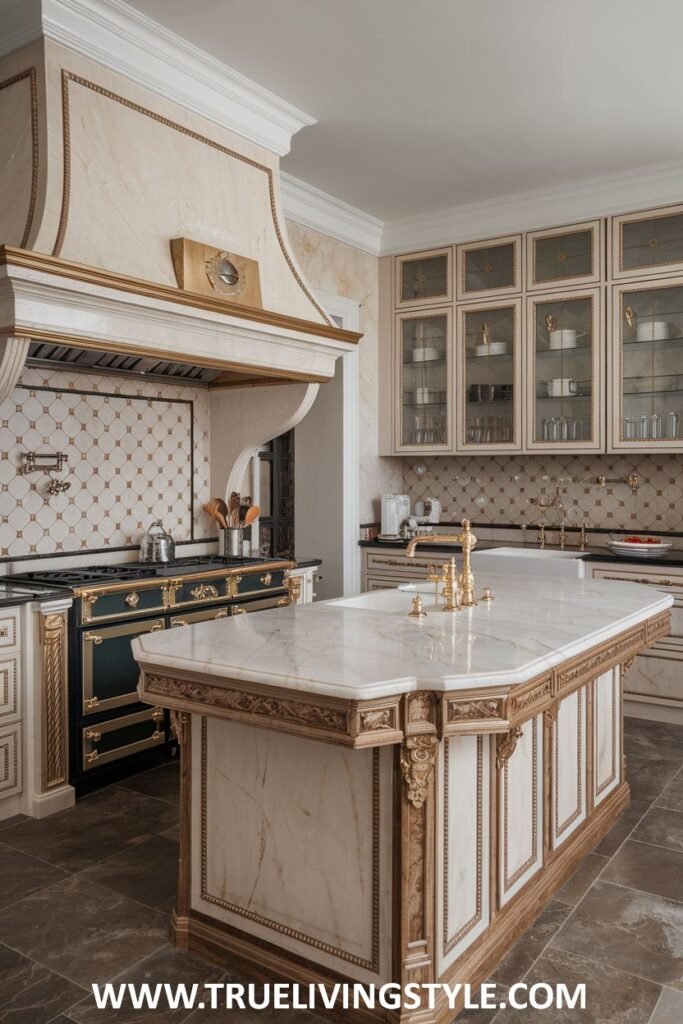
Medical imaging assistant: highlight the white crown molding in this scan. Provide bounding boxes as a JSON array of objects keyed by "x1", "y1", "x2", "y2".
[
  {"x1": 280, "y1": 173, "x2": 383, "y2": 256},
  {"x1": 381, "y1": 159, "x2": 683, "y2": 255},
  {"x1": 0, "y1": 0, "x2": 315, "y2": 156}
]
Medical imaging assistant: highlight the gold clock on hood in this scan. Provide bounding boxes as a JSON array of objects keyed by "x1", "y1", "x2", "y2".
[{"x1": 170, "y1": 237, "x2": 262, "y2": 308}]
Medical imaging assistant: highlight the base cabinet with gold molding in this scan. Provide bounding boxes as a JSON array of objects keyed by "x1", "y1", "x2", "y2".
[{"x1": 0, "y1": 606, "x2": 22, "y2": 817}]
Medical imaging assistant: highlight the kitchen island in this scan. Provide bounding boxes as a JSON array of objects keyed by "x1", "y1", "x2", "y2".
[{"x1": 133, "y1": 575, "x2": 672, "y2": 1023}]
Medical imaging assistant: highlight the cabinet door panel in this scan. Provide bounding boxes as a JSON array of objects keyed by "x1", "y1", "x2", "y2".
[
  {"x1": 396, "y1": 248, "x2": 452, "y2": 307},
  {"x1": 395, "y1": 308, "x2": 453, "y2": 452},
  {"x1": 457, "y1": 235, "x2": 522, "y2": 301},
  {"x1": 593, "y1": 669, "x2": 621, "y2": 806},
  {"x1": 526, "y1": 288, "x2": 603, "y2": 452},
  {"x1": 457, "y1": 298, "x2": 522, "y2": 451},
  {"x1": 438, "y1": 734, "x2": 490, "y2": 971},
  {"x1": 552, "y1": 687, "x2": 587, "y2": 849},
  {"x1": 611, "y1": 204, "x2": 683, "y2": 281},
  {"x1": 527, "y1": 220, "x2": 603, "y2": 291},
  {"x1": 499, "y1": 715, "x2": 543, "y2": 905}
]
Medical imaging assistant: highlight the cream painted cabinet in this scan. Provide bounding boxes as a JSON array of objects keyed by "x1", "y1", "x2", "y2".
[
  {"x1": 395, "y1": 248, "x2": 452, "y2": 308},
  {"x1": 394, "y1": 308, "x2": 452, "y2": 453},
  {"x1": 590, "y1": 563, "x2": 683, "y2": 723},
  {"x1": 551, "y1": 686, "x2": 588, "y2": 850},
  {"x1": 456, "y1": 234, "x2": 522, "y2": 301},
  {"x1": 526, "y1": 288, "x2": 604, "y2": 452},
  {"x1": 0, "y1": 606, "x2": 22, "y2": 814},
  {"x1": 457, "y1": 298, "x2": 523, "y2": 451},
  {"x1": 526, "y1": 220, "x2": 603, "y2": 292},
  {"x1": 610, "y1": 203, "x2": 683, "y2": 281},
  {"x1": 609, "y1": 278, "x2": 683, "y2": 450}
]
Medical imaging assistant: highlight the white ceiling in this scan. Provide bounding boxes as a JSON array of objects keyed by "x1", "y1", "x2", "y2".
[{"x1": 124, "y1": 0, "x2": 683, "y2": 221}]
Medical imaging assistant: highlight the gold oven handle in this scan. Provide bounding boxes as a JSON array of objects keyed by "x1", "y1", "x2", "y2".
[
  {"x1": 85, "y1": 749, "x2": 99, "y2": 764},
  {"x1": 150, "y1": 622, "x2": 164, "y2": 632},
  {"x1": 85, "y1": 729, "x2": 101, "y2": 742},
  {"x1": 84, "y1": 632, "x2": 103, "y2": 645},
  {"x1": 171, "y1": 617, "x2": 187, "y2": 628}
]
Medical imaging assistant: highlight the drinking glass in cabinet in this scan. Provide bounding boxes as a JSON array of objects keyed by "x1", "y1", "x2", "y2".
[
  {"x1": 619, "y1": 285, "x2": 683, "y2": 441},
  {"x1": 530, "y1": 226, "x2": 596, "y2": 288},
  {"x1": 399, "y1": 313, "x2": 449, "y2": 447},
  {"x1": 618, "y1": 208, "x2": 683, "y2": 277},
  {"x1": 458, "y1": 237, "x2": 520, "y2": 299},
  {"x1": 398, "y1": 251, "x2": 450, "y2": 305},
  {"x1": 532, "y1": 296, "x2": 594, "y2": 443},
  {"x1": 463, "y1": 305, "x2": 516, "y2": 446}
]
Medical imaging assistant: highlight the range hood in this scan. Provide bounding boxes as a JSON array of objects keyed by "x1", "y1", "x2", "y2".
[{"x1": 0, "y1": 32, "x2": 361, "y2": 400}]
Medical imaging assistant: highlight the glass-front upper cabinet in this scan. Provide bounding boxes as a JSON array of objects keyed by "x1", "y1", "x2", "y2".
[
  {"x1": 395, "y1": 308, "x2": 452, "y2": 452},
  {"x1": 609, "y1": 280, "x2": 683, "y2": 450},
  {"x1": 527, "y1": 220, "x2": 603, "y2": 291},
  {"x1": 611, "y1": 204, "x2": 683, "y2": 281},
  {"x1": 457, "y1": 299, "x2": 522, "y2": 451},
  {"x1": 395, "y1": 248, "x2": 452, "y2": 308},
  {"x1": 456, "y1": 234, "x2": 521, "y2": 301},
  {"x1": 526, "y1": 288, "x2": 603, "y2": 452}
]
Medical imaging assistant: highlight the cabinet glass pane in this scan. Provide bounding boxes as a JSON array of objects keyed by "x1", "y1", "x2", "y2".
[
  {"x1": 400, "y1": 315, "x2": 448, "y2": 446},
  {"x1": 400, "y1": 254, "x2": 448, "y2": 303},
  {"x1": 463, "y1": 242, "x2": 515, "y2": 294},
  {"x1": 620, "y1": 286, "x2": 683, "y2": 441},
  {"x1": 533, "y1": 297, "x2": 593, "y2": 443},
  {"x1": 464, "y1": 307, "x2": 515, "y2": 445},
  {"x1": 621, "y1": 213, "x2": 683, "y2": 274},
  {"x1": 533, "y1": 229, "x2": 593, "y2": 285}
]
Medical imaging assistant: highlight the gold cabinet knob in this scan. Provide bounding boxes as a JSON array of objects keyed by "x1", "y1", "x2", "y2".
[{"x1": 125, "y1": 592, "x2": 140, "y2": 608}]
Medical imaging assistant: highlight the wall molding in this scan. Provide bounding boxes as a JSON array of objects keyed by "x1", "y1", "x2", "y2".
[
  {"x1": 0, "y1": 0, "x2": 314, "y2": 156},
  {"x1": 281, "y1": 173, "x2": 383, "y2": 257}
]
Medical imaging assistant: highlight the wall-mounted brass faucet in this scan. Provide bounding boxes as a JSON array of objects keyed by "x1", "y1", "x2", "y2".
[{"x1": 596, "y1": 473, "x2": 640, "y2": 496}]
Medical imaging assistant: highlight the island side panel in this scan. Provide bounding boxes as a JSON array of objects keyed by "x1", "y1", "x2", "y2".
[
  {"x1": 551, "y1": 686, "x2": 588, "y2": 850},
  {"x1": 593, "y1": 667, "x2": 622, "y2": 807},
  {"x1": 498, "y1": 715, "x2": 544, "y2": 906},
  {"x1": 190, "y1": 717, "x2": 394, "y2": 984}
]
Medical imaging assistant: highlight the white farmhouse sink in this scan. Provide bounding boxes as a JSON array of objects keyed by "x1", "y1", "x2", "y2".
[
  {"x1": 471, "y1": 546, "x2": 586, "y2": 578},
  {"x1": 329, "y1": 589, "x2": 422, "y2": 612}
]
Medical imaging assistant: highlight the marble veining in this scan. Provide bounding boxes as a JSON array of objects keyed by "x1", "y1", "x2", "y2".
[{"x1": 134, "y1": 574, "x2": 672, "y2": 701}]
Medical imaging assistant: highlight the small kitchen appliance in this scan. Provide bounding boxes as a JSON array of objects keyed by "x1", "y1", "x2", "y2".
[
  {"x1": 139, "y1": 521, "x2": 175, "y2": 562},
  {"x1": 380, "y1": 494, "x2": 411, "y2": 539}
]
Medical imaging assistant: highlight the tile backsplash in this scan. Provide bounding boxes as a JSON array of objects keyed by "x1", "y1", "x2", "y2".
[
  {"x1": 0, "y1": 368, "x2": 212, "y2": 560},
  {"x1": 403, "y1": 452, "x2": 683, "y2": 532}
]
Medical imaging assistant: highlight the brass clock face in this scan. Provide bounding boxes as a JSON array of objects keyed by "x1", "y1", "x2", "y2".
[{"x1": 205, "y1": 251, "x2": 247, "y2": 298}]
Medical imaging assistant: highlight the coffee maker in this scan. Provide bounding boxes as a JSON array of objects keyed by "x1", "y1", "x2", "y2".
[{"x1": 379, "y1": 494, "x2": 411, "y2": 539}]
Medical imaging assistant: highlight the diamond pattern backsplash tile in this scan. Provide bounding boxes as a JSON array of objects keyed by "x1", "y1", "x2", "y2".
[
  {"x1": 403, "y1": 452, "x2": 683, "y2": 532},
  {"x1": 0, "y1": 368, "x2": 212, "y2": 559}
]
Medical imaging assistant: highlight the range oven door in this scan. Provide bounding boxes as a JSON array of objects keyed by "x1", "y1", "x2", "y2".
[
  {"x1": 82, "y1": 705, "x2": 165, "y2": 771},
  {"x1": 231, "y1": 595, "x2": 286, "y2": 615},
  {"x1": 80, "y1": 615, "x2": 165, "y2": 716}
]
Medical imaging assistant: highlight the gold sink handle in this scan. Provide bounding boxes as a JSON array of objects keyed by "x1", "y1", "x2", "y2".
[{"x1": 408, "y1": 595, "x2": 427, "y2": 618}]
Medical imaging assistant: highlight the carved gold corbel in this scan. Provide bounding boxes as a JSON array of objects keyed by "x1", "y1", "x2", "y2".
[
  {"x1": 621, "y1": 656, "x2": 636, "y2": 678},
  {"x1": 169, "y1": 709, "x2": 190, "y2": 745},
  {"x1": 400, "y1": 734, "x2": 437, "y2": 808},
  {"x1": 496, "y1": 725, "x2": 523, "y2": 771}
]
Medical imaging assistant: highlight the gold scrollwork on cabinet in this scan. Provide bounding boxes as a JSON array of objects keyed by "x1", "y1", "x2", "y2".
[
  {"x1": 40, "y1": 610, "x2": 69, "y2": 789},
  {"x1": 190, "y1": 584, "x2": 219, "y2": 601},
  {"x1": 400, "y1": 734, "x2": 438, "y2": 808},
  {"x1": 496, "y1": 725, "x2": 523, "y2": 771}
]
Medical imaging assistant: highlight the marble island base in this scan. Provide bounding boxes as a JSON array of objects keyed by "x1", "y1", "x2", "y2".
[{"x1": 133, "y1": 582, "x2": 672, "y2": 1023}]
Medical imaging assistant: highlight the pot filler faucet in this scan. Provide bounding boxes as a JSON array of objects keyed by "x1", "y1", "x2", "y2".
[{"x1": 406, "y1": 519, "x2": 492, "y2": 613}]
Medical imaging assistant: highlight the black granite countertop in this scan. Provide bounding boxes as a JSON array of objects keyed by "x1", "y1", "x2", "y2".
[{"x1": 293, "y1": 557, "x2": 322, "y2": 568}]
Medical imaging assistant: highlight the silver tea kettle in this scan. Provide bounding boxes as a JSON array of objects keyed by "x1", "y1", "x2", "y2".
[{"x1": 139, "y1": 521, "x2": 175, "y2": 563}]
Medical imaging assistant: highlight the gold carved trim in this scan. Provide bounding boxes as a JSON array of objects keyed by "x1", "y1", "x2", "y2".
[
  {"x1": 447, "y1": 697, "x2": 503, "y2": 723},
  {"x1": 555, "y1": 627, "x2": 646, "y2": 696},
  {"x1": 503, "y1": 720, "x2": 539, "y2": 892},
  {"x1": 199, "y1": 717, "x2": 381, "y2": 972},
  {"x1": 495, "y1": 725, "x2": 522, "y2": 771},
  {"x1": 40, "y1": 611, "x2": 69, "y2": 789},
  {"x1": 145, "y1": 674, "x2": 349, "y2": 736},
  {"x1": 0, "y1": 69, "x2": 39, "y2": 249},
  {"x1": 53, "y1": 72, "x2": 335, "y2": 326},
  {"x1": 443, "y1": 735, "x2": 485, "y2": 955},
  {"x1": 400, "y1": 734, "x2": 437, "y2": 809},
  {"x1": 506, "y1": 675, "x2": 553, "y2": 722}
]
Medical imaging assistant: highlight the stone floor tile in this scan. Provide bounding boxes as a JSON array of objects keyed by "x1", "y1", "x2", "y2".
[
  {"x1": 656, "y1": 774, "x2": 683, "y2": 813},
  {"x1": 593, "y1": 799, "x2": 650, "y2": 857},
  {"x1": 649, "y1": 987, "x2": 683, "y2": 1023},
  {"x1": 555, "y1": 853, "x2": 608, "y2": 906},
  {"x1": 0, "y1": 874, "x2": 169, "y2": 987},
  {"x1": 626, "y1": 756, "x2": 680, "y2": 805},
  {"x1": 491, "y1": 900, "x2": 573, "y2": 987},
  {"x1": 447, "y1": 987, "x2": 508, "y2": 1024},
  {"x1": 65, "y1": 947, "x2": 227, "y2": 1024},
  {"x1": 631, "y1": 806, "x2": 683, "y2": 854},
  {"x1": 1, "y1": 788, "x2": 177, "y2": 872},
  {"x1": 623, "y1": 720, "x2": 683, "y2": 765},
  {"x1": 494, "y1": 946, "x2": 661, "y2": 1023},
  {"x1": 602, "y1": 840, "x2": 683, "y2": 904},
  {"x1": 0, "y1": 843, "x2": 70, "y2": 910},
  {"x1": 551, "y1": 880, "x2": 683, "y2": 990},
  {"x1": 0, "y1": 942, "x2": 85, "y2": 1024},
  {"x1": 0, "y1": 814, "x2": 28, "y2": 832},
  {"x1": 116, "y1": 762, "x2": 180, "y2": 807},
  {"x1": 78, "y1": 833, "x2": 179, "y2": 912}
]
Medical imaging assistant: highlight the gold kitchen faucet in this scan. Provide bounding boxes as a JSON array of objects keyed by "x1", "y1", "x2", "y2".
[{"x1": 406, "y1": 519, "x2": 479, "y2": 611}]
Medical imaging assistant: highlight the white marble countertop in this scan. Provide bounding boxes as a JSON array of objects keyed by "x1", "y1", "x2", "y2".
[{"x1": 132, "y1": 574, "x2": 672, "y2": 701}]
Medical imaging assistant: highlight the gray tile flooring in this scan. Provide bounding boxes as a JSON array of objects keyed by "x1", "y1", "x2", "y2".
[{"x1": 0, "y1": 723, "x2": 681, "y2": 1023}]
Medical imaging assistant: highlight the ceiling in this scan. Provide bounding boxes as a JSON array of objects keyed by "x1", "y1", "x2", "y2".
[{"x1": 125, "y1": 0, "x2": 683, "y2": 221}]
